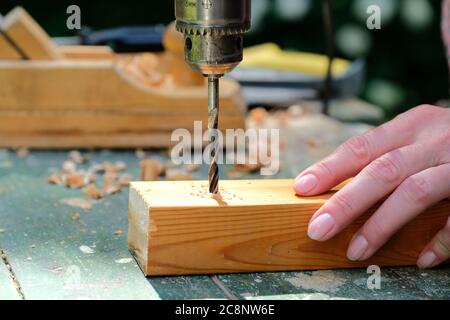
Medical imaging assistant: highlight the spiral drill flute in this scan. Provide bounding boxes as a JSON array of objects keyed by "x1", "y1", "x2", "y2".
[
  {"x1": 175, "y1": 0, "x2": 251, "y2": 194},
  {"x1": 207, "y1": 76, "x2": 220, "y2": 194}
]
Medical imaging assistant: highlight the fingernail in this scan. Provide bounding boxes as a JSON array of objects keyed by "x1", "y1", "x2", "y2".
[
  {"x1": 294, "y1": 174, "x2": 318, "y2": 194},
  {"x1": 347, "y1": 235, "x2": 369, "y2": 261},
  {"x1": 417, "y1": 251, "x2": 437, "y2": 269},
  {"x1": 308, "y1": 213, "x2": 335, "y2": 240}
]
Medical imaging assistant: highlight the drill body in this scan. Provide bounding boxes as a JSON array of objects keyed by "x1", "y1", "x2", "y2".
[
  {"x1": 175, "y1": 0, "x2": 251, "y2": 76},
  {"x1": 175, "y1": 0, "x2": 251, "y2": 194}
]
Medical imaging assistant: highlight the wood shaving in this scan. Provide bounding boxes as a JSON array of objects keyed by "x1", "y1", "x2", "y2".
[
  {"x1": 115, "y1": 258, "x2": 133, "y2": 264},
  {"x1": 183, "y1": 163, "x2": 201, "y2": 173},
  {"x1": 113, "y1": 229, "x2": 123, "y2": 236},
  {"x1": 103, "y1": 185, "x2": 121, "y2": 195},
  {"x1": 64, "y1": 173, "x2": 88, "y2": 189},
  {"x1": 16, "y1": 147, "x2": 29, "y2": 158},
  {"x1": 166, "y1": 168, "x2": 193, "y2": 181},
  {"x1": 120, "y1": 54, "x2": 166, "y2": 87},
  {"x1": 118, "y1": 174, "x2": 133, "y2": 187},
  {"x1": 82, "y1": 184, "x2": 104, "y2": 199},
  {"x1": 70, "y1": 212, "x2": 81, "y2": 221},
  {"x1": 103, "y1": 161, "x2": 127, "y2": 174},
  {"x1": 47, "y1": 174, "x2": 62, "y2": 185},
  {"x1": 249, "y1": 107, "x2": 269, "y2": 125},
  {"x1": 226, "y1": 169, "x2": 245, "y2": 179},
  {"x1": 233, "y1": 162, "x2": 263, "y2": 174},
  {"x1": 287, "y1": 104, "x2": 305, "y2": 117},
  {"x1": 62, "y1": 160, "x2": 77, "y2": 174},
  {"x1": 135, "y1": 149, "x2": 146, "y2": 159},
  {"x1": 103, "y1": 172, "x2": 117, "y2": 186},
  {"x1": 79, "y1": 245, "x2": 95, "y2": 254},
  {"x1": 68, "y1": 150, "x2": 85, "y2": 164},
  {"x1": 140, "y1": 159, "x2": 165, "y2": 181},
  {"x1": 60, "y1": 198, "x2": 94, "y2": 210}
]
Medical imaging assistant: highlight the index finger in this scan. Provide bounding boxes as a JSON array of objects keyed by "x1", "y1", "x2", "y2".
[{"x1": 294, "y1": 116, "x2": 414, "y2": 196}]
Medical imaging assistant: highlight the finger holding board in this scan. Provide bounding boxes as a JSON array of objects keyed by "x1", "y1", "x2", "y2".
[{"x1": 128, "y1": 179, "x2": 449, "y2": 276}]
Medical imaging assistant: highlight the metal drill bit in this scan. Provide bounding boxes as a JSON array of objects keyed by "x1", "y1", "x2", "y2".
[{"x1": 207, "y1": 75, "x2": 220, "y2": 194}]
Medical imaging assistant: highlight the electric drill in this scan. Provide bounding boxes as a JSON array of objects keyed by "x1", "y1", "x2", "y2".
[{"x1": 175, "y1": 0, "x2": 251, "y2": 194}]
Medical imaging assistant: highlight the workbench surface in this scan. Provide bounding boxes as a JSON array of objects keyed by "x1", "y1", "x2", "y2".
[{"x1": 0, "y1": 150, "x2": 449, "y2": 300}]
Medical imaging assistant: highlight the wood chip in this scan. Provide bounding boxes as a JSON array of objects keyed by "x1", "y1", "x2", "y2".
[
  {"x1": 64, "y1": 173, "x2": 87, "y2": 189},
  {"x1": 118, "y1": 174, "x2": 133, "y2": 188},
  {"x1": 103, "y1": 161, "x2": 127, "y2": 174},
  {"x1": 183, "y1": 163, "x2": 201, "y2": 173},
  {"x1": 249, "y1": 107, "x2": 269, "y2": 125},
  {"x1": 103, "y1": 185, "x2": 121, "y2": 195},
  {"x1": 113, "y1": 229, "x2": 123, "y2": 236},
  {"x1": 115, "y1": 258, "x2": 133, "y2": 264},
  {"x1": 68, "y1": 150, "x2": 85, "y2": 164},
  {"x1": 62, "y1": 160, "x2": 77, "y2": 174},
  {"x1": 70, "y1": 212, "x2": 81, "y2": 221},
  {"x1": 79, "y1": 245, "x2": 95, "y2": 254},
  {"x1": 82, "y1": 184, "x2": 104, "y2": 199},
  {"x1": 226, "y1": 169, "x2": 244, "y2": 179},
  {"x1": 233, "y1": 162, "x2": 263, "y2": 174},
  {"x1": 166, "y1": 168, "x2": 193, "y2": 181},
  {"x1": 140, "y1": 159, "x2": 165, "y2": 181},
  {"x1": 48, "y1": 174, "x2": 62, "y2": 185},
  {"x1": 16, "y1": 147, "x2": 29, "y2": 158},
  {"x1": 60, "y1": 198, "x2": 94, "y2": 210},
  {"x1": 135, "y1": 149, "x2": 146, "y2": 159}
]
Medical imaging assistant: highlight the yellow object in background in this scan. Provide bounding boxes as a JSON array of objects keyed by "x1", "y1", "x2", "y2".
[{"x1": 241, "y1": 43, "x2": 350, "y2": 77}]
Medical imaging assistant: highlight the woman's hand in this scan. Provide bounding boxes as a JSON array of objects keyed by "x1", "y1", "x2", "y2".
[{"x1": 293, "y1": 105, "x2": 450, "y2": 269}]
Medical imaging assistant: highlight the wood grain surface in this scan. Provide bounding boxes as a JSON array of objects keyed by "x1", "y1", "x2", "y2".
[{"x1": 128, "y1": 179, "x2": 450, "y2": 276}]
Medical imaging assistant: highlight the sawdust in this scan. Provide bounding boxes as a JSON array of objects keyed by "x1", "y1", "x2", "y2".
[
  {"x1": 79, "y1": 245, "x2": 95, "y2": 254},
  {"x1": 140, "y1": 159, "x2": 165, "y2": 181},
  {"x1": 68, "y1": 150, "x2": 88, "y2": 164},
  {"x1": 166, "y1": 168, "x2": 193, "y2": 181},
  {"x1": 70, "y1": 212, "x2": 81, "y2": 221},
  {"x1": 135, "y1": 149, "x2": 146, "y2": 159},
  {"x1": 61, "y1": 160, "x2": 77, "y2": 174},
  {"x1": 82, "y1": 184, "x2": 104, "y2": 199},
  {"x1": 285, "y1": 270, "x2": 346, "y2": 293},
  {"x1": 49, "y1": 151, "x2": 133, "y2": 203},
  {"x1": 115, "y1": 258, "x2": 133, "y2": 264},
  {"x1": 61, "y1": 198, "x2": 94, "y2": 210},
  {"x1": 16, "y1": 147, "x2": 29, "y2": 158},
  {"x1": 118, "y1": 174, "x2": 133, "y2": 187},
  {"x1": 113, "y1": 229, "x2": 123, "y2": 236},
  {"x1": 47, "y1": 174, "x2": 62, "y2": 185}
]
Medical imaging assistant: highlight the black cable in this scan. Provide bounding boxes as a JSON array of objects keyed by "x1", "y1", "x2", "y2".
[{"x1": 322, "y1": 0, "x2": 335, "y2": 116}]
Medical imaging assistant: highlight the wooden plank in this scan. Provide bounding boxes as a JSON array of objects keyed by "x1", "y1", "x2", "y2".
[
  {"x1": 0, "y1": 61, "x2": 246, "y2": 116},
  {"x1": 58, "y1": 45, "x2": 115, "y2": 60},
  {"x1": 0, "y1": 33, "x2": 21, "y2": 60},
  {"x1": 1, "y1": 7, "x2": 62, "y2": 60},
  {"x1": 0, "y1": 132, "x2": 175, "y2": 148},
  {"x1": 128, "y1": 179, "x2": 450, "y2": 276},
  {"x1": 0, "y1": 110, "x2": 244, "y2": 134}
]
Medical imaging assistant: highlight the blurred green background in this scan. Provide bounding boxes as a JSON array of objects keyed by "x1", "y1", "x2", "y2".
[{"x1": 1, "y1": 0, "x2": 448, "y2": 119}]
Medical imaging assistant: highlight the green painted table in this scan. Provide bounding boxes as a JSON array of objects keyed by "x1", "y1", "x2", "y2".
[{"x1": 0, "y1": 149, "x2": 449, "y2": 300}]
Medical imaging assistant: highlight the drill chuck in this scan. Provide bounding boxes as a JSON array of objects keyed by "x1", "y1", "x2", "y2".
[{"x1": 175, "y1": 0, "x2": 251, "y2": 76}]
